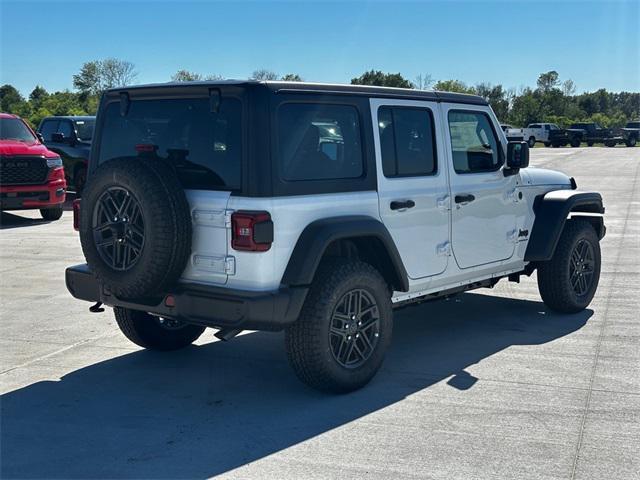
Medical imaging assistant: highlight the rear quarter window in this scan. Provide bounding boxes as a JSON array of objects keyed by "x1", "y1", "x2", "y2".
[
  {"x1": 98, "y1": 97, "x2": 242, "y2": 191},
  {"x1": 276, "y1": 103, "x2": 363, "y2": 181}
]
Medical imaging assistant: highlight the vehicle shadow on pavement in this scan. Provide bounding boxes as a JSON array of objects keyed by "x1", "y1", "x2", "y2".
[
  {"x1": 1, "y1": 292, "x2": 591, "y2": 479},
  {"x1": 0, "y1": 212, "x2": 50, "y2": 230}
]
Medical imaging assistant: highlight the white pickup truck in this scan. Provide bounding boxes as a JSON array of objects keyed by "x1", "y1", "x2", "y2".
[{"x1": 522, "y1": 123, "x2": 571, "y2": 148}]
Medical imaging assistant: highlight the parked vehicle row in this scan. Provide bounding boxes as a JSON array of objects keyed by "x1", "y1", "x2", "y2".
[{"x1": 503, "y1": 121, "x2": 638, "y2": 148}]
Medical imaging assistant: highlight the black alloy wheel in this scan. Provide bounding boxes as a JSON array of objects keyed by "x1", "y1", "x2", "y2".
[
  {"x1": 569, "y1": 239, "x2": 596, "y2": 296},
  {"x1": 329, "y1": 288, "x2": 381, "y2": 369},
  {"x1": 92, "y1": 186, "x2": 145, "y2": 271}
]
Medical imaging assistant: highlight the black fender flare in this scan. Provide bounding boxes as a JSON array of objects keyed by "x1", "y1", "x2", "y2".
[
  {"x1": 525, "y1": 190, "x2": 605, "y2": 262},
  {"x1": 281, "y1": 215, "x2": 409, "y2": 292}
]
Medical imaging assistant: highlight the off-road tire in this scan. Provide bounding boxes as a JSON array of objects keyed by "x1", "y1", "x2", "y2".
[
  {"x1": 285, "y1": 259, "x2": 393, "y2": 393},
  {"x1": 114, "y1": 307, "x2": 205, "y2": 351},
  {"x1": 40, "y1": 206, "x2": 63, "y2": 221},
  {"x1": 528, "y1": 137, "x2": 536, "y2": 148},
  {"x1": 587, "y1": 141, "x2": 594, "y2": 147},
  {"x1": 605, "y1": 140, "x2": 616, "y2": 147},
  {"x1": 79, "y1": 157, "x2": 192, "y2": 298},
  {"x1": 537, "y1": 219, "x2": 601, "y2": 313},
  {"x1": 625, "y1": 137, "x2": 636, "y2": 147},
  {"x1": 570, "y1": 137, "x2": 581, "y2": 148}
]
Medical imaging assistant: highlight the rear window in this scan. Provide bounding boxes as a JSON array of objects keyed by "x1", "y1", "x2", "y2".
[
  {"x1": 277, "y1": 103, "x2": 363, "y2": 181},
  {"x1": 74, "y1": 119, "x2": 95, "y2": 141},
  {"x1": 98, "y1": 97, "x2": 242, "y2": 190},
  {"x1": 378, "y1": 106, "x2": 437, "y2": 177}
]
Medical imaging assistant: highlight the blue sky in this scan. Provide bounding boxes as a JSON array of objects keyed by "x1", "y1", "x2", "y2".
[{"x1": 1, "y1": 0, "x2": 638, "y2": 96}]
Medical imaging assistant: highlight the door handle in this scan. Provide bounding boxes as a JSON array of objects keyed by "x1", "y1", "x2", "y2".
[
  {"x1": 390, "y1": 199, "x2": 416, "y2": 210},
  {"x1": 454, "y1": 194, "x2": 475, "y2": 204}
]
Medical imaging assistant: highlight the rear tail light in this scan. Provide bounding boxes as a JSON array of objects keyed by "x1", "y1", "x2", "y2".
[
  {"x1": 73, "y1": 199, "x2": 81, "y2": 231},
  {"x1": 231, "y1": 211, "x2": 273, "y2": 252}
]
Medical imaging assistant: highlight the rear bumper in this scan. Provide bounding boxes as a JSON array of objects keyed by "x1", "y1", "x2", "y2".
[
  {"x1": 65, "y1": 264, "x2": 308, "y2": 331},
  {"x1": 0, "y1": 180, "x2": 66, "y2": 210}
]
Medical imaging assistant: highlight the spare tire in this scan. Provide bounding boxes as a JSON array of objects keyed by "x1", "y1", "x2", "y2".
[{"x1": 79, "y1": 157, "x2": 192, "y2": 299}]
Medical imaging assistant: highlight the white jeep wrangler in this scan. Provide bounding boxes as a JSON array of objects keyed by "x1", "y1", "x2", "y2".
[{"x1": 66, "y1": 81, "x2": 605, "y2": 392}]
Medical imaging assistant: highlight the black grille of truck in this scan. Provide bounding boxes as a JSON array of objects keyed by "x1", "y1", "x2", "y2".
[{"x1": 0, "y1": 156, "x2": 49, "y2": 185}]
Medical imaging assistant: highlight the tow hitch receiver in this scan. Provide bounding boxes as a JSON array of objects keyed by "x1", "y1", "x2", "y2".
[{"x1": 89, "y1": 302, "x2": 105, "y2": 313}]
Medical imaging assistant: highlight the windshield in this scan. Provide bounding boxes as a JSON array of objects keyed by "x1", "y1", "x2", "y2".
[
  {"x1": 0, "y1": 118, "x2": 37, "y2": 142},
  {"x1": 627, "y1": 122, "x2": 640, "y2": 129},
  {"x1": 98, "y1": 97, "x2": 242, "y2": 190},
  {"x1": 74, "y1": 119, "x2": 95, "y2": 141}
]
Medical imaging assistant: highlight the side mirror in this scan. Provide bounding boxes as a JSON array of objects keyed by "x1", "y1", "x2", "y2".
[
  {"x1": 505, "y1": 141, "x2": 529, "y2": 175},
  {"x1": 36, "y1": 132, "x2": 44, "y2": 143},
  {"x1": 52, "y1": 132, "x2": 75, "y2": 145}
]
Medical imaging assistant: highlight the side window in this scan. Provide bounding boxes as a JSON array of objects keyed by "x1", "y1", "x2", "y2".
[
  {"x1": 57, "y1": 121, "x2": 73, "y2": 138},
  {"x1": 277, "y1": 103, "x2": 363, "y2": 181},
  {"x1": 39, "y1": 120, "x2": 58, "y2": 141},
  {"x1": 545, "y1": 124, "x2": 550, "y2": 131},
  {"x1": 378, "y1": 106, "x2": 437, "y2": 177},
  {"x1": 448, "y1": 111, "x2": 502, "y2": 174}
]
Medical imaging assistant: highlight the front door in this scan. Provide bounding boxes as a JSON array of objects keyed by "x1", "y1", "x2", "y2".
[
  {"x1": 372, "y1": 99, "x2": 450, "y2": 279},
  {"x1": 443, "y1": 106, "x2": 518, "y2": 269}
]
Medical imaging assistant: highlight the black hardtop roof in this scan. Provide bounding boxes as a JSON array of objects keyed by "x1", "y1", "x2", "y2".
[{"x1": 106, "y1": 80, "x2": 488, "y2": 106}]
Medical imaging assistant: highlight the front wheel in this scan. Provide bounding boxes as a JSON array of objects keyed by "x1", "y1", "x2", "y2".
[
  {"x1": 537, "y1": 220, "x2": 601, "y2": 313},
  {"x1": 605, "y1": 140, "x2": 616, "y2": 147},
  {"x1": 114, "y1": 307, "x2": 205, "y2": 351},
  {"x1": 528, "y1": 137, "x2": 536, "y2": 148},
  {"x1": 570, "y1": 138, "x2": 581, "y2": 148},
  {"x1": 625, "y1": 137, "x2": 637, "y2": 147},
  {"x1": 285, "y1": 259, "x2": 393, "y2": 393},
  {"x1": 40, "y1": 206, "x2": 63, "y2": 221}
]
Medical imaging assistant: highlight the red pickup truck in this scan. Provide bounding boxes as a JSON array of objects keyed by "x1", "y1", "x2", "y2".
[{"x1": 1, "y1": 113, "x2": 67, "y2": 220}]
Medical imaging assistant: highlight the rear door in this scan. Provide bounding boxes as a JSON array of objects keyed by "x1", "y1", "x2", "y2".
[
  {"x1": 372, "y1": 98, "x2": 450, "y2": 279},
  {"x1": 443, "y1": 105, "x2": 518, "y2": 269},
  {"x1": 97, "y1": 91, "x2": 243, "y2": 285}
]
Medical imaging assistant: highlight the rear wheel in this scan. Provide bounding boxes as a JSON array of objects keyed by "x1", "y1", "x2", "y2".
[
  {"x1": 537, "y1": 220, "x2": 601, "y2": 313},
  {"x1": 285, "y1": 259, "x2": 393, "y2": 393},
  {"x1": 587, "y1": 141, "x2": 594, "y2": 147},
  {"x1": 605, "y1": 140, "x2": 616, "y2": 147},
  {"x1": 114, "y1": 307, "x2": 205, "y2": 351},
  {"x1": 40, "y1": 206, "x2": 63, "y2": 221},
  {"x1": 570, "y1": 137, "x2": 581, "y2": 148},
  {"x1": 626, "y1": 137, "x2": 637, "y2": 147}
]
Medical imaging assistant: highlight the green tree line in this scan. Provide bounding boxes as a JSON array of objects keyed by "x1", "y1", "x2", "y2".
[{"x1": 1, "y1": 60, "x2": 638, "y2": 130}]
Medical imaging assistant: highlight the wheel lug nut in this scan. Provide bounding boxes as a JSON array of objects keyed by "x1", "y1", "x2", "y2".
[
  {"x1": 355, "y1": 333, "x2": 359, "y2": 338},
  {"x1": 347, "y1": 335, "x2": 352, "y2": 341},
  {"x1": 345, "y1": 324, "x2": 350, "y2": 329},
  {"x1": 358, "y1": 321, "x2": 362, "y2": 326},
  {"x1": 351, "y1": 315, "x2": 356, "y2": 320},
  {"x1": 374, "y1": 332, "x2": 379, "y2": 338}
]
